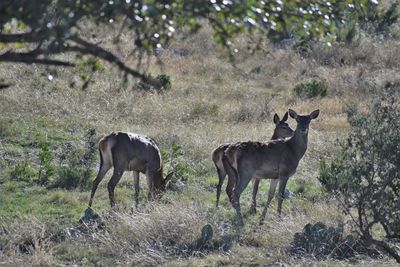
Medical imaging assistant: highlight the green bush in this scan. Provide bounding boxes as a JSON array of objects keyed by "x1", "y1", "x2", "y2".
[
  {"x1": 318, "y1": 87, "x2": 400, "y2": 261},
  {"x1": 161, "y1": 142, "x2": 194, "y2": 191},
  {"x1": 293, "y1": 79, "x2": 328, "y2": 99}
]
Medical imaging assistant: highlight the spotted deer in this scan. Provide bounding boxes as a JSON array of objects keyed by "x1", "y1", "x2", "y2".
[
  {"x1": 223, "y1": 109, "x2": 319, "y2": 225},
  {"x1": 88, "y1": 132, "x2": 173, "y2": 208},
  {"x1": 212, "y1": 112, "x2": 293, "y2": 211}
]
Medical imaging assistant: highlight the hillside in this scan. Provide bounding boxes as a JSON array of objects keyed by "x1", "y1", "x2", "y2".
[{"x1": 0, "y1": 24, "x2": 399, "y2": 266}]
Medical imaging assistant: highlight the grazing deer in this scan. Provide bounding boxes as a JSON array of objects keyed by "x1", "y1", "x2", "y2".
[
  {"x1": 212, "y1": 112, "x2": 293, "y2": 210},
  {"x1": 224, "y1": 109, "x2": 319, "y2": 225},
  {"x1": 88, "y1": 132, "x2": 173, "y2": 208}
]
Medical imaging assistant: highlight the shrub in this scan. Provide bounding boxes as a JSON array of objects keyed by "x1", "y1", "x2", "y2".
[
  {"x1": 155, "y1": 74, "x2": 171, "y2": 90},
  {"x1": 289, "y1": 222, "x2": 354, "y2": 260},
  {"x1": 318, "y1": 87, "x2": 400, "y2": 262},
  {"x1": 161, "y1": 142, "x2": 193, "y2": 191},
  {"x1": 293, "y1": 79, "x2": 328, "y2": 99}
]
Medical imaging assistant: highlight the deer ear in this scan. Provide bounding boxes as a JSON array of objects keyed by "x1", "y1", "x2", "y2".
[
  {"x1": 164, "y1": 172, "x2": 174, "y2": 183},
  {"x1": 281, "y1": 111, "x2": 288, "y2": 122},
  {"x1": 289, "y1": 109, "x2": 297, "y2": 119},
  {"x1": 273, "y1": 113, "x2": 280, "y2": 124},
  {"x1": 310, "y1": 109, "x2": 320, "y2": 119}
]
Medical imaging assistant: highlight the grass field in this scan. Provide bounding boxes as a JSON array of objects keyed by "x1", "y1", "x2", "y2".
[{"x1": 0, "y1": 24, "x2": 399, "y2": 266}]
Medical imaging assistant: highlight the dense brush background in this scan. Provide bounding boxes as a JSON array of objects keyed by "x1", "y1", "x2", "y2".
[{"x1": 1, "y1": 13, "x2": 400, "y2": 267}]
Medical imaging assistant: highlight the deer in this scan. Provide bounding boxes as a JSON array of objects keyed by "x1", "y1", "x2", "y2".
[
  {"x1": 88, "y1": 132, "x2": 173, "y2": 209},
  {"x1": 223, "y1": 109, "x2": 319, "y2": 225},
  {"x1": 212, "y1": 112, "x2": 294, "y2": 212}
]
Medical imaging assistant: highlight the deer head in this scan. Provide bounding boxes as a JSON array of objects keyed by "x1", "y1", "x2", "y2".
[
  {"x1": 272, "y1": 111, "x2": 293, "y2": 139},
  {"x1": 154, "y1": 171, "x2": 174, "y2": 195},
  {"x1": 289, "y1": 109, "x2": 319, "y2": 134}
]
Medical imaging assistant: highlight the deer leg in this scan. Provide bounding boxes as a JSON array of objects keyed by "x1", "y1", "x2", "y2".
[
  {"x1": 107, "y1": 169, "x2": 124, "y2": 208},
  {"x1": 146, "y1": 171, "x2": 156, "y2": 200},
  {"x1": 259, "y1": 179, "x2": 278, "y2": 225},
  {"x1": 249, "y1": 178, "x2": 260, "y2": 215},
  {"x1": 232, "y1": 168, "x2": 253, "y2": 226},
  {"x1": 277, "y1": 177, "x2": 289, "y2": 216},
  {"x1": 222, "y1": 156, "x2": 237, "y2": 205},
  {"x1": 215, "y1": 163, "x2": 226, "y2": 208},
  {"x1": 133, "y1": 171, "x2": 140, "y2": 209},
  {"x1": 88, "y1": 162, "x2": 111, "y2": 207},
  {"x1": 225, "y1": 173, "x2": 236, "y2": 204}
]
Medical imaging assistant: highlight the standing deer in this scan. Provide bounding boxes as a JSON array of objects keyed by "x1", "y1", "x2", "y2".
[
  {"x1": 223, "y1": 109, "x2": 319, "y2": 225},
  {"x1": 88, "y1": 132, "x2": 173, "y2": 208},
  {"x1": 212, "y1": 112, "x2": 293, "y2": 211}
]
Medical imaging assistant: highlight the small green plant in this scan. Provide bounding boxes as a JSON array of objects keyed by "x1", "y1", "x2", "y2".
[
  {"x1": 169, "y1": 143, "x2": 191, "y2": 181},
  {"x1": 136, "y1": 74, "x2": 172, "y2": 92},
  {"x1": 293, "y1": 79, "x2": 328, "y2": 99},
  {"x1": 161, "y1": 142, "x2": 194, "y2": 191},
  {"x1": 289, "y1": 222, "x2": 354, "y2": 260},
  {"x1": 37, "y1": 140, "x2": 54, "y2": 186},
  {"x1": 155, "y1": 74, "x2": 171, "y2": 90}
]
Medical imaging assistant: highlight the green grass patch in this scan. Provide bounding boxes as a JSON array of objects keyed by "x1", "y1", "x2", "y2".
[{"x1": 0, "y1": 181, "x2": 88, "y2": 225}]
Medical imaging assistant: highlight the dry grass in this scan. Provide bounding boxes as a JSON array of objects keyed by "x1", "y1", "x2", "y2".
[
  {"x1": 2, "y1": 193, "x2": 396, "y2": 266},
  {"x1": 1, "y1": 23, "x2": 400, "y2": 266}
]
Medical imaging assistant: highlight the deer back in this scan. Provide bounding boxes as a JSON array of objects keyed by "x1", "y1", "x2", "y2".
[{"x1": 105, "y1": 132, "x2": 162, "y2": 174}]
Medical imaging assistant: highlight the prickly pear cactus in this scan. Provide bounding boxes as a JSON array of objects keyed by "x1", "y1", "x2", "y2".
[{"x1": 289, "y1": 222, "x2": 354, "y2": 260}]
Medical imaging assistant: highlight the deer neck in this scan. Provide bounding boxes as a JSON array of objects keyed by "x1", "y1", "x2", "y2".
[
  {"x1": 151, "y1": 166, "x2": 164, "y2": 189},
  {"x1": 288, "y1": 128, "x2": 309, "y2": 160}
]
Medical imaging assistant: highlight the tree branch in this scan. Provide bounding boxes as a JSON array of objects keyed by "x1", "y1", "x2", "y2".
[
  {"x1": 0, "y1": 31, "x2": 47, "y2": 43},
  {"x1": 370, "y1": 239, "x2": 400, "y2": 263},
  {"x1": 0, "y1": 51, "x2": 75, "y2": 66},
  {"x1": 68, "y1": 35, "x2": 158, "y2": 85}
]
